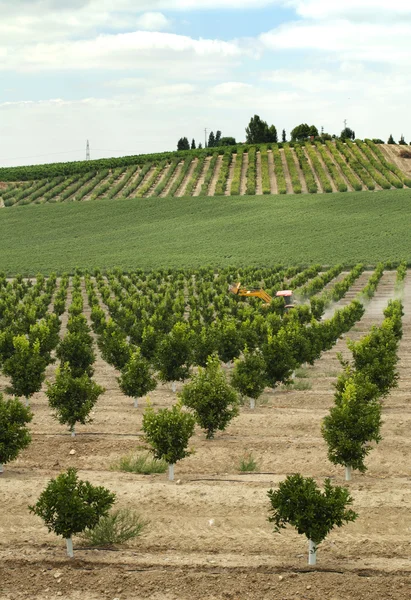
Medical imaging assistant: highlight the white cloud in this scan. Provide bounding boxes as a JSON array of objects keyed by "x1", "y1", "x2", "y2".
[
  {"x1": 293, "y1": 0, "x2": 411, "y2": 21},
  {"x1": 1, "y1": 31, "x2": 247, "y2": 73},
  {"x1": 135, "y1": 12, "x2": 171, "y2": 31},
  {"x1": 212, "y1": 82, "x2": 253, "y2": 95},
  {"x1": 260, "y1": 20, "x2": 411, "y2": 65}
]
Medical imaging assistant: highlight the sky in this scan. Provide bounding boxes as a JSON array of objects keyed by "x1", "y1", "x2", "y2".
[{"x1": 1, "y1": 0, "x2": 410, "y2": 166}]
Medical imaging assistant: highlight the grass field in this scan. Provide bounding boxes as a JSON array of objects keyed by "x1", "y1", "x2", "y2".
[{"x1": 1, "y1": 189, "x2": 411, "y2": 274}]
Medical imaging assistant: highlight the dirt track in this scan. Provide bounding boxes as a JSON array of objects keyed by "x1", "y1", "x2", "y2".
[{"x1": 1, "y1": 273, "x2": 411, "y2": 599}]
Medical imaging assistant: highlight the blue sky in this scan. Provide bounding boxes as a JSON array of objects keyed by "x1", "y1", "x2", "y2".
[{"x1": 1, "y1": 0, "x2": 410, "y2": 166}]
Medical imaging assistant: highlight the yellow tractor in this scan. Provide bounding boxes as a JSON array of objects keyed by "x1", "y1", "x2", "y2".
[{"x1": 229, "y1": 282, "x2": 294, "y2": 310}]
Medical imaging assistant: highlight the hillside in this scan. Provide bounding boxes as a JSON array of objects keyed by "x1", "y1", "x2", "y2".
[
  {"x1": 1, "y1": 189, "x2": 411, "y2": 274},
  {"x1": 1, "y1": 141, "x2": 411, "y2": 207}
]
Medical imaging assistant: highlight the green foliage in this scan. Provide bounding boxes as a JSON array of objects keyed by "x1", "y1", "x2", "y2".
[
  {"x1": 340, "y1": 127, "x2": 355, "y2": 141},
  {"x1": 30, "y1": 468, "x2": 115, "y2": 539},
  {"x1": 246, "y1": 147, "x2": 257, "y2": 195},
  {"x1": 142, "y1": 403, "x2": 195, "y2": 464},
  {"x1": 47, "y1": 364, "x2": 104, "y2": 433},
  {"x1": 291, "y1": 123, "x2": 318, "y2": 141},
  {"x1": 155, "y1": 322, "x2": 193, "y2": 384},
  {"x1": 315, "y1": 143, "x2": 347, "y2": 192},
  {"x1": 294, "y1": 145, "x2": 317, "y2": 193},
  {"x1": 114, "y1": 451, "x2": 168, "y2": 474},
  {"x1": 57, "y1": 332, "x2": 95, "y2": 378},
  {"x1": 230, "y1": 149, "x2": 244, "y2": 196},
  {"x1": 268, "y1": 474, "x2": 358, "y2": 544},
  {"x1": 260, "y1": 147, "x2": 271, "y2": 194},
  {"x1": 3, "y1": 192, "x2": 411, "y2": 273},
  {"x1": 118, "y1": 349, "x2": 157, "y2": 400},
  {"x1": 180, "y1": 354, "x2": 239, "y2": 439},
  {"x1": 362, "y1": 262, "x2": 384, "y2": 299},
  {"x1": 337, "y1": 141, "x2": 375, "y2": 191},
  {"x1": 272, "y1": 145, "x2": 287, "y2": 194},
  {"x1": 322, "y1": 376, "x2": 382, "y2": 472},
  {"x1": 215, "y1": 150, "x2": 233, "y2": 196},
  {"x1": 231, "y1": 348, "x2": 267, "y2": 400},
  {"x1": 3, "y1": 336, "x2": 48, "y2": 400},
  {"x1": 239, "y1": 452, "x2": 259, "y2": 472},
  {"x1": 388, "y1": 134, "x2": 396, "y2": 145},
  {"x1": 246, "y1": 115, "x2": 277, "y2": 144},
  {"x1": 0, "y1": 395, "x2": 32, "y2": 466},
  {"x1": 80, "y1": 508, "x2": 148, "y2": 546},
  {"x1": 305, "y1": 143, "x2": 333, "y2": 192},
  {"x1": 177, "y1": 137, "x2": 190, "y2": 151},
  {"x1": 98, "y1": 319, "x2": 132, "y2": 370}
]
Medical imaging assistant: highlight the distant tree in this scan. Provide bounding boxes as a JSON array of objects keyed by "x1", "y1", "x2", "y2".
[
  {"x1": 177, "y1": 137, "x2": 190, "y2": 151},
  {"x1": 231, "y1": 348, "x2": 267, "y2": 409},
  {"x1": 282, "y1": 129, "x2": 287, "y2": 143},
  {"x1": 191, "y1": 139, "x2": 196, "y2": 150},
  {"x1": 309, "y1": 125, "x2": 319, "y2": 137},
  {"x1": 208, "y1": 131, "x2": 216, "y2": 148},
  {"x1": 246, "y1": 115, "x2": 277, "y2": 144},
  {"x1": 198, "y1": 142, "x2": 203, "y2": 149},
  {"x1": 399, "y1": 135, "x2": 407, "y2": 146},
  {"x1": 291, "y1": 123, "x2": 311, "y2": 141},
  {"x1": 388, "y1": 134, "x2": 396, "y2": 144},
  {"x1": 118, "y1": 349, "x2": 157, "y2": 408},
  {"x1": 3, "y1": 336, "x2": 48, "y2": 407},
  {"x1": 372, "y1": 138, "x2": 384, "y2": 144},
  {"x1": 220, "y1": 136, "x2": 236, "y2": 146},
  {"x1": 30, "y1": 468, "x2": 115, "y2": 558},
  {"x1": 215, "y1": 130, "x2": 222, "y2": 146},
  {"x1": 340, "y1": 127, "x2": 355, "y2": 141}
]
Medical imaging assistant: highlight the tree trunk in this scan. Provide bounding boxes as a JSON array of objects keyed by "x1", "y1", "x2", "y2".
[
  {"x1": 66, "y1": 537, "x2": 74, "y2": 558},
  {"x1": 345, "y1": 465, "x2": 352, "y2": 481},
  {"x1": 172, "y1": 382, "x2": 177, "y2": 393},
  {"x1": 134, "y1": 397, "x2": 139, "y2": 408},
  {"x1": 71, "y1": 427, "x2": 76, "y2": 438},
  {"x1": 25, "y1": 397, "x2": 30, "y2": 408},
  {"x1": 168, "y1": 464, "x2": 175, "y2": 481},
  {"x1": 308, "y1": 539, "x2": 317, "y2": 565},
  {"x1": 0, "y1": 464, "x2": 4, "y2": 474},
  {"x1": 250, "y1": 398, "x2": 256, "y2": 410}
]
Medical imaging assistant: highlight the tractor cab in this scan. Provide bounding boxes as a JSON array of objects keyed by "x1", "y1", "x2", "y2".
[{"x1": 276, "y1": 290, "x2": 295, "y2": 312}]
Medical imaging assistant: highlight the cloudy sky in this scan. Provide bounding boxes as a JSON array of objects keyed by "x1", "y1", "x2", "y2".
[{"x1": 1, "y1": 0, "x2": 410, "y2": 166}]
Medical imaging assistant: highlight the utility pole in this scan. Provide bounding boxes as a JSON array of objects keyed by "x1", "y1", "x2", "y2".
[
  {"x1": 204, "y1": 128, "x2": 208, "y2": 148},
  {"x1": 344, "y1": 119, "x2": 347, "y2": 130},
  {"x1": 86, "y1": 140, "x2": 90, "y2": 161}
]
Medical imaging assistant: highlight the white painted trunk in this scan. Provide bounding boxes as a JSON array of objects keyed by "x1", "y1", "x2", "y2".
[
  {"x1": 66, "y1": 537, "x2": 74, "y2": 558},
  {"x1": 291, "y1": 371, "x2": 296, "y2": 381},
  {"x1": 168, "y1": 464, "x2": 175, "y2": 481},
  {"x1": 250, "y1": 398, "x2": 256, "y2": 410},
  {"x1": 25, "y1": 397, "x2": 30, "y2": 408},
  {"x1": 0, "y1": 463, "x2": 3, "y2": 474},
  {"x1": 308, "y1": 540, "x2": 317, "y2": 566},
  {"x1": 134, "y1": 397, "x2": 139, "y2": 408},
  {"x1": 71, "y1": 427, "x2": 76, "y2": 438},
  {"x1": 345, "y1": 465, "x2": 352, "y2": 481},
  {"x1": 172, "y1": 382, "x2": 177, "y2": 393}
]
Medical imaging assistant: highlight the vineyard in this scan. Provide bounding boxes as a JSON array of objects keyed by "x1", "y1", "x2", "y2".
[
  {"x1": 1, "y1": 141, "x2": 411, "y2": 207},
  {"x1": 0, "y1": 265, "x2": 410, "y2": 599}
]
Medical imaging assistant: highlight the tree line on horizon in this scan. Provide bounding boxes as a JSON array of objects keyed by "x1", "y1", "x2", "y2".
[{"x1": 178, "y1": 115, "x2": 408, "y2": 150}]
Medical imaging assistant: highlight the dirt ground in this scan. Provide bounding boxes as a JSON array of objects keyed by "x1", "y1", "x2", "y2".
[{"x1": 1, "y1": 272, "x2": 411, "y2": 600}]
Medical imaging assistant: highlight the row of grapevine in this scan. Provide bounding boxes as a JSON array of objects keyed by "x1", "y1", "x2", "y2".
[{"x1": 2, "y1": 143, "x2": 411, "y2": 207}]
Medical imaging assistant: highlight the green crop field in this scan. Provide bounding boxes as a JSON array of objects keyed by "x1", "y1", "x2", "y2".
[{"x1": 1, "y1": 189, "x2": 411, "y2": 274}]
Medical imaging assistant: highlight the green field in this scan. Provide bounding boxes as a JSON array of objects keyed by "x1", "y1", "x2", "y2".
[{"x1": 1, "y1": 189, "x2": 411, "y2": 274}]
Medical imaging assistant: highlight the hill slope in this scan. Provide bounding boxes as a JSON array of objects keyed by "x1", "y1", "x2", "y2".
[
  {"x1": 1, "y1": 189, "x2": 410, "y2": 274},
  {"x1": 1, "y1": 141, "x2": 411, "y2": 208}
]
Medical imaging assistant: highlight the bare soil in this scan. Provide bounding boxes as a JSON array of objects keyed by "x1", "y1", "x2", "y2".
[
  {"x1": 324, "y1": 146, "x2": 356, "y2": 192},
  {"x1": 193, "y1": 158, "x2": 211, "y2": 197},
  {"x1": 380, "y1": 145, "x2": 411, "y2": 175},
  {"x1": 131, "y1": 166, "x2": 157, "y2": 198},
  {"x1": 1, "y1": 273, "x2": 411, "y2": 599}
]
